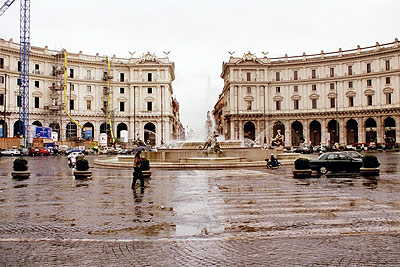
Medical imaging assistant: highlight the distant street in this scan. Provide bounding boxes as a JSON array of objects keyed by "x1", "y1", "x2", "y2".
[{"x1": 0, "y1": 152, "x2": 400, "y2": 266}]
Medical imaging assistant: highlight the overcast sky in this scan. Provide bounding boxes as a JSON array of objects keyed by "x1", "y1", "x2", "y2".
[{"x1": 1, "y1": 0, "x2": 399, "y2": 136}]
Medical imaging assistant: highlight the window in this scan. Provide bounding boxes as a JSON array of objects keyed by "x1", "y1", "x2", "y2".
[
  {"x1": 148, "y1": 73, "x2": 152, "y2": 82},
  {"x1": 348, "y1": 66, "x2": 352, "y2": 75},
  {"x1": 348, "y1": 81, "x2": 353, "y2": 88},
  {"x1": 366, "y1": 63, "x2": 371, "y2": 73},
  {"x1": 0, "y1": 76, "x2": 4, "y2": 83},
  {"x1": 120, "y1": 102, "x2": 125, "y2": 112},
  {"x1": 70, "y1": 99, "x2": 75, "y2": 110},
  {"x1": 276, "y1": 87, "x2": 280, "y2": 93},
  {"x1": 120, "y1": 73, "x2": 124, "y2": 82},
  {"x1": 35, "y1": 64, "x2": 39, "y2": 70},
  {"x1": 330, "y1": 83, "x2": 335, "y2": 90},
  {"x1": 35, "y1": 81, "x2": 39, "y2": 88},
  {"x1": 69, "y1": 69, "x2": 74, "y2": 78},
  {"x1": 0, "y1": 94, "x2": 4, "y2": 105},
  {"x1": 275, "y1": 100, "x2": 281, "y2": 110},
  {"x1": 147, "y1": 87, "x2": 152, "y2": 94},
  {"x1": 34, "y1": 97, "x2": 39, "y2": 108},
  {"x1": 87, "y1": 85, "x2": 91, "y2": 93},
  {"x1": 17, "y1": 78, "x2": 21, "y2": 86},
  {"x1": 312, "y1": 99, "x2": 317, "y2": 109},
  {"x1": 293, "y1": 99, "x2": 299, "y2": 110},
  {"x1": 312, "y1": 69, "x2": 316, "y2": 79},
  {"x1": 386, "y1": 93, "x2": 392, "y2": 104},
  {"x1": 247, "y1": 87, "x2": 251, "y2": 94},
  {"x1": 330, "y1": 97, "x2": 336, "y2": 108},
  {"x1": 294, "y1": 85, "x2": 298, "y2": 92},
  {"x1": 294, "y1": 70, "x2": 298, "y2": 80},
  {"x1": 87, "y1": 70, "x2": 91, "y2": 79},
  {"x1": 276, "y1": 72, "x2": 280, "y2": 81},
  {"x1": 246, "y1": 101, "x2": 252, "y2": 110},
  {"x1": 87, "y1": 100, "x2": 92, "y2": 110},
  {"x1": 147, "y1": 102, "x2": 152, "y2": 111},
  {"x1": 17, "y1": 95, "x2": 21, "y2": 107},
  {"x1": 312, "y1": 84, "x2": 317, "y2": 91},
  {"x1": 330, "y1": 68, "x2": 334, "y2": 77},
  {"x1": 349, "y1": 96, "x2": 354, "y2": 107},
  {"x1": 246, "y1": 72, "x2": 251, "y2": 81},
  {"x1": 367, "y1": 95, "x2": 373, "y2": 106},
  {"x1": 70, "y1": 84, "x2": 74, "y2": 91},
  {"x1": 385, "y1": 60, "x2": 390, "y2": 70},
  {"x1": 386, "y1": 77, "x2": 390, "y2": 84},
  {"x1": 367, "y1": 79, "x2": 372, "y2": 87},
  {"x1": 120, "y1": 87, "x2": 125, "y2": 94},
  {"x1": 18, "y1": 61, "x2": 21, "y2": 72},
  {"x1": 0, "y1": 58, "x2": 4, "y2": 68},
  {"x1": 103, "y1": 101, "x2": 107, "y2": 109}
]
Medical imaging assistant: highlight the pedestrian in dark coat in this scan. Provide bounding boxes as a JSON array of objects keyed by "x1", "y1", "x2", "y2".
[{"x1": 132, "y1": 151, "x2": 144, "y2": 191}]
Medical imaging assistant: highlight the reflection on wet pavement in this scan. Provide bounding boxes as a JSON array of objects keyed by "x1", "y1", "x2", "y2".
[{"x1": 0, "y1": 152, "x2": 400, "y2": 265}]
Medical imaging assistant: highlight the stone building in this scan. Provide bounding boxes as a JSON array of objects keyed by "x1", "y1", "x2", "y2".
[
  {"x1": 213, "y1": 39, "x2": 400, "y2": 147},
  {"x1": 0, "y1": 38, "x2": 183, "y2": 145}
]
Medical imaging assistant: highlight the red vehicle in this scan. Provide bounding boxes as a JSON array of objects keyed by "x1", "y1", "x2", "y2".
[
  {"x1": 38, "y1": 148, "x2": 50, "y2": 156},
  {"x1": 29, "y1": 148, "x2": 50, "y2": 156}
]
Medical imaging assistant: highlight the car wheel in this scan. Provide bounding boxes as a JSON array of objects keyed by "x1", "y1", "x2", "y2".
[
  {"x1": 11, "y1": 153, "x2": 14, "y2": 156},
  {"x1": 319, "y1": 166, "x2": 328, "y2": 174}
]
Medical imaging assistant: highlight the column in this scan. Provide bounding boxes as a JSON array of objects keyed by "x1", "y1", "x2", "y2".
[
  {"x1": 284, "y1": 120, "x2": 290, "y2": 147},
  {"x1": 303, "y1": 119, "x2": 309, "y2": 145},
  {"x1": 376, "y1": 117, "x2": 383, "y2": 143},
  {"x1": 321, "y1": 120, "x2": 327, "y2": 146}
]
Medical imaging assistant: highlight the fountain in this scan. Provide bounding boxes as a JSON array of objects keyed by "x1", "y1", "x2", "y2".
[{"x1": 94, "y1": 111, "x2": 300, "y2": 169}]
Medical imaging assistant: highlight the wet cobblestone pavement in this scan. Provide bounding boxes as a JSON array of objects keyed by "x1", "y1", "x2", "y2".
[{"x1": 0, "y1": 152, "x2": 400, "y2": 266}]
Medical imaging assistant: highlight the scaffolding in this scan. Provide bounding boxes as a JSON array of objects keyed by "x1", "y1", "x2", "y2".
[{"x1": 102, "y1": 57, "x2": 115, "y2": 143}]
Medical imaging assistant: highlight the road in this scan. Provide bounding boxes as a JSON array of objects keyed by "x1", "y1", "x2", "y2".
[{"x1": 0, "y1": 152, "x2": 399, "y2": 266}]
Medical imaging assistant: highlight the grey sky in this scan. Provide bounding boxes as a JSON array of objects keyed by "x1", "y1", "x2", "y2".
[{"x1": 1, "y1": 0, "x2": 399, "y2": 135}]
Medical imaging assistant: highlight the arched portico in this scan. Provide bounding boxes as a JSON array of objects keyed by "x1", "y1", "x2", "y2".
[
  {"x1": 310, "y1": 120, "x2": 321, "y2": 146},
  {"x1": 384, "y1": 117, "x2": 396, "y2": 143},
  {"x1": 365, "y1": 118, "x2": 377, "y2": 144},
  {"x1": 291, "y1": 121, "x2": 303, "y2": 146},
  {"x1": 144, "y1": 122, "x2": 156, "y2": 146},
  {"x1": 346, "y1": 119, "x2": 358, "y2": 145},
  {"x1": 244, "y1": 121, "x2": 256, "y2": 141},
  {"x1": 327, "y1": 120, "x2": 339, "y2": 145}
]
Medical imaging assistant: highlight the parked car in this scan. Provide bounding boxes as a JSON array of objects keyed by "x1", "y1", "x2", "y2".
[
  {"x1": 19, "y1": 148, "x2": 29, "y2": 156},
  {"x1": 66, "y1": 147, "x2": 87, "y2": 155},
  {"x1": 309, "y1": 152, "x2": 362, "y2": 174},
  {"x1": 0, "y1": 149, "x2": 21, "y2": 156},
  {"x1": 28, "y1": 148, "x2": 40, "y2": 156},
  {"x1": 38, "y1": 148, "x2": 50, "y2": 156},
  {"x1": 120, "y1": 149, "x2": 130, "y2": 155},
  {"x1": 345, "y1": 145, "x2": 355, "y2": 151}
]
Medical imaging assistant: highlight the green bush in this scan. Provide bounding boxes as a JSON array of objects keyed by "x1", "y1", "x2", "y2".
[
  {"x1": 294, "y1": 158, "x2": 310, "y2": 170},
  {"x1": 362, "y1": 155, "x2": 380, "y2": 168},
  {"x1": 76, "y1": 158, "x2": 89, "y2": 171},
  {"x1": 140, "y1": 158, "x2": 150, "y2": 171},
  {"x1": 13, "y1": 158, "x2": 28, "y2": 171}
]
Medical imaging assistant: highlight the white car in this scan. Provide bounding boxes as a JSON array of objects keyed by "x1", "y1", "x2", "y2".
[
  {"x1": 67, "y1": 152, "x2": 84, "y2": 159},
  {"x1": 0, "y1": 149, "x2": 21, "y2": 156}
]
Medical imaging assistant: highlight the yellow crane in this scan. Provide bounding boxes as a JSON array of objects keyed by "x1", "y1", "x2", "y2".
[
  {"x1": 105, "y1": 56, "x2": 115, "y2": 143},
  {"x1": 63, "y1": 51, "x2": 83, "y2": 130}
]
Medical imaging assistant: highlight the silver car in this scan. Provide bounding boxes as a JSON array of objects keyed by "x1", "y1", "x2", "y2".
[{"x1": 1, "y1": 149, "x2": 21, "y2": 156}]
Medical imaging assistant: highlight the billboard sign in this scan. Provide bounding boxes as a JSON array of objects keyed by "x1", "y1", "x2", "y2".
[{"x1": 35, "y1": 127, "x2": 52, "y2": 139}]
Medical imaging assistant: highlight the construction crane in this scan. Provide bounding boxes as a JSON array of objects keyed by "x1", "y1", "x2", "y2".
[
  {"x1": 103, "y1": 57, "x2": 115, "y2": 143},
  {"x1": 0, "y1": 0, "x2": 15, "y2": 16},
  {"x1": 62, "y1": 51, "x2": 83, "y2": 133},
  {"x1": 0, "y1": 0, "x2": 30, "y2": 145}
]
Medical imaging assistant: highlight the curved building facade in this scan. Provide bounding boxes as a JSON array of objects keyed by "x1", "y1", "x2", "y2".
[
  {"x1": 214, "y1": 39, "x2": 400, "y2": 147},
  {"x1": 0, "y1": 38, "x2": 183, "y2": 145}
]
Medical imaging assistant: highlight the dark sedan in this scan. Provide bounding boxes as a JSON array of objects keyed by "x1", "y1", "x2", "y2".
[{"x1": 310, "y1": 152, "x2": 362, "y2": 174}]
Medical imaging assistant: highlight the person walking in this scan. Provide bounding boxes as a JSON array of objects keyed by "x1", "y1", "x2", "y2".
[{"x1": 132, "y1": 151, "x2": 144, "y2": 192}]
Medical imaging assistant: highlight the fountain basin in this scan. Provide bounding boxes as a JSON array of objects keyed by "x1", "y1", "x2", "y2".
[{"x1": 94, "y1": 147, "x2": 300, "y2": 169}]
